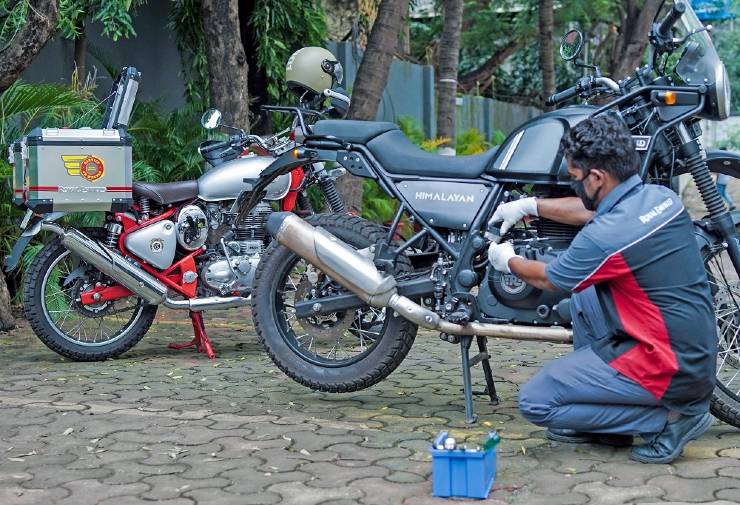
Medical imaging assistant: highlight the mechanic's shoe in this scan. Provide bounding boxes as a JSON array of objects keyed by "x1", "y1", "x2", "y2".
[
  {"x1": 546, "y1": 428, "x2": 633, "y2": 447},
  {"x1": 630, "y1": 412, "x2": 714, "y2": 464}
]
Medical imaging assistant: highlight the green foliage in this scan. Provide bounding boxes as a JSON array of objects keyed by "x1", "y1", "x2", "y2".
[
  {"x1": 0, "y1": 0, "x2": 29, "y2": 52},
  {"x1": 718, "y1": 128, "x2": 740, "y2": 151},
  {"x1": 456, "y1": 128, "x2": 488, "y2": 155},
  {"x1": 0, "y1": 80, "x2": 95, "y2": 146},
  {"x1": 58, "y1": 0, "x2": 146, "y2": 41},
  {"x1": 714, "y1": 22, "x2": 740, "y2": 114},
  {"x1": 169, "y1": 0, "x2": 209, "y2": 109},
  {"x1": 250, "y1": 0, "x2": 327, "y2": 128},
  {"x1": 127, "y1": 103, "x2": 210, "y2": 183}
]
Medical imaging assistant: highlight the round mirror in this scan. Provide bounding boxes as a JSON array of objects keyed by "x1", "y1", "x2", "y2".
[
  {"x1": 201, "y1": 108, "x2": 222, "y2": 130},
  {"x1": 559, "y1": 30, "x2": 584, "y2": 61}
]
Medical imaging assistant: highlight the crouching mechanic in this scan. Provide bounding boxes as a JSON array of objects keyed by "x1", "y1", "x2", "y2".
[{"x1": 487, "y1": 114, "x2": 716, "y2": 464}]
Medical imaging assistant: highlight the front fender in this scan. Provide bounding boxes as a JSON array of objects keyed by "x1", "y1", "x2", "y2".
[
  {"x1": 4, "y1": 212, "x2": 67, "y2": 272},
  {"x1": 674, "y1": 149, "x2": 740, "y2": 178},
  {"x1": 694, "y1": 210, "x2": 740, "y2": 251}
]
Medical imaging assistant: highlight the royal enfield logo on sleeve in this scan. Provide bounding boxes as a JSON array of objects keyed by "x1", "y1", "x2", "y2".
[
  {"x1": 62, "y1": 155, "x2": 105, "y2": 181},
  {"x1": 639, "y1": 197, "x2": 674, "y2": 224}
]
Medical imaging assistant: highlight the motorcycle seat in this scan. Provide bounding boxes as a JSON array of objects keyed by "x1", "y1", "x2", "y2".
[
  {"x1": 312, "y1": 120, "x2": 398, "y2": 144},
  {"x1": 367, "y1": 130, "x2": 499, "y2": 179},
  {"x1": 132, "y1": 180, "x2": 199, "y2": 205}
]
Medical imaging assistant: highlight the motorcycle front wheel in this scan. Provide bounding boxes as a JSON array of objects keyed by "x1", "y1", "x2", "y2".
[
  {"x1": 251, "y1": 213, "x2": 418, "y2": 392},
  {"x1": 23, "y1": 235, "x2": 157, "y2": 361},
  {"x1": 704, "y1": 223, "x2": 740, "y2": 427}
]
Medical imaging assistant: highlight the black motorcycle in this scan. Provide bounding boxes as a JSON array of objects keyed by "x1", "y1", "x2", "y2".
[{"x1": 246, "y1": 1, "x2": 740, "y2": 426}]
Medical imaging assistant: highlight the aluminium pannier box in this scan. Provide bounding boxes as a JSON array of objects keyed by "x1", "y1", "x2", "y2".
[{"x1": 11, "y1": 127, "x2": 133, "y2": 213}]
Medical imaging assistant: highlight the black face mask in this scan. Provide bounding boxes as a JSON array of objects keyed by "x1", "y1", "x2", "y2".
[{"x1": 570, "y1": 171, "x2": 601, "y2": 211}]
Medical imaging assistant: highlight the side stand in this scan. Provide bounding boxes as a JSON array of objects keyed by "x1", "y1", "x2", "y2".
[{"x1": 460, "y1": 335, "x2": 499, "y2": 424}]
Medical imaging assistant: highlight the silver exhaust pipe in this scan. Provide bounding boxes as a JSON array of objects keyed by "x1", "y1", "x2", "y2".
[
  {"x1": 42, "y1": 223, "x2": 168, "y2": 305},
  {"x1": 41, "y1": 223, "x2": 249, "y2": 311},
  {"x1": 163, "y1": 296, "x2": 249, "y2": 310},
  {"x1": 267, "y1": 213, "x2": 573, "y2": 344}
]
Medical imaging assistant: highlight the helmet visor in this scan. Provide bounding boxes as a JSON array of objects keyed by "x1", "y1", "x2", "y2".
[{"x1": 334, "y1": 61, "x2": 344, "y2": 85}]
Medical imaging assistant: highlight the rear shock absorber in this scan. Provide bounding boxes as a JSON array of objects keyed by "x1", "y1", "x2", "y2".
[
  {"x1": 105, "y1": 223, "x2": 122, "y2": 248},
  {"x1": 296, "y1": 192, "x2": 314, "y2": 215},
  {"x1": 319, "y1": 178, "x2": 346, "y2": 213}
]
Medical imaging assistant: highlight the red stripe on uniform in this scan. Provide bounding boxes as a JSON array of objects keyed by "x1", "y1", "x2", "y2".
[
  {"x1": 106, "y1": 187, "x2": 132, "y2": 192},
  {"x1": 604, "y1": 253, "x2": 678, "y2": 399},
  {"x1": 29, "y1": 186, "x2": 58, "y2": 191}
]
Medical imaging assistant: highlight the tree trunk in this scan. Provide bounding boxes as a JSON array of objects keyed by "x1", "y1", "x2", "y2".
[
  {"x1": 398, "y1": 1, "x2": 411, "y2": 57},
  {"x1": 0, "y1": 272, "x2": 14, "y2": 332},
  {"x1": 436, "y1": 0, "x2": 464, "y2": 153},
  {"x1": 0, "y1": 0, "x2": 59, "y2": 92},
  {"x1": 538, "y1": 0, "x2": 555, "y2": 111},
  {"x1": 340, "y1": 0, "x2": 403, "y2": 213},
  {"x1": 458, "y1": 39, "x2": 522, "y2": 93},
  {"x1": 201, "y1": 0, "x2": 250, "y2": 129},
  {"x1": 607, "y1": 0, "x2": 662, "y2": 81},
  {"x1": 74, "y1": 21, "x2": 87, "y2": 86}
]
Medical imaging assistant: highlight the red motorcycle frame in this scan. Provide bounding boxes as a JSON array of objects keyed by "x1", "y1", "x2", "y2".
[{"x1": 78, "y1": 166, "x2": 307, "y2": 358}]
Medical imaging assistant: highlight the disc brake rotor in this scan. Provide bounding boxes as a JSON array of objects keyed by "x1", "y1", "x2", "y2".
[{"x1": 294, "y1": 277, "x2": 353, "y2": 340}]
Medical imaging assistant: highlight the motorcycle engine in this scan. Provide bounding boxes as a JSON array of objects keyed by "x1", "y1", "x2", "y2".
[
  {"x1": 200, "y1": 202, "x2": 272, "y2": 294},
  {"x1": 478, "y1": 217, "x2": 579, "y2": 325}
]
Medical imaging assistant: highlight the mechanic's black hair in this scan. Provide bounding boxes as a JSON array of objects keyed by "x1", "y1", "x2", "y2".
[{"x1": 560, "y1": 114, "x2": 639, "y2": 181}]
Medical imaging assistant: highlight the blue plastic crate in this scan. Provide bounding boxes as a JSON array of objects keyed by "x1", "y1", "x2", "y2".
[{"x1": 429, "y1": 431, "x2": 498, "y2": 499}]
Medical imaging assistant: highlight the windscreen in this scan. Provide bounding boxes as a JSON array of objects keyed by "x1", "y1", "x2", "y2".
[{"x1": 673, "y1": 2, "x2": 723, "y2": 86}]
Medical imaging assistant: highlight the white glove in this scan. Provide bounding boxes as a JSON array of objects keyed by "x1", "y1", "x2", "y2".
[
  {"x1": 489, "y1": 197, "x2": 538, "y2": 235},
  {"x1": 488, "y1": 241, "x2": 521, "y2": 273}
]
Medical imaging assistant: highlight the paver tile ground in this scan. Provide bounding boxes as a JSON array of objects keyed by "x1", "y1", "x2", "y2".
[{"x1": 0, "y1": 308, "x2": 738, "y2": 505}]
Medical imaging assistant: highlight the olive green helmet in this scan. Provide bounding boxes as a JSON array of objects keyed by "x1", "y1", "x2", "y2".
[{"x1": 285, "y1": 47, "x2": 343, "y2": 99}]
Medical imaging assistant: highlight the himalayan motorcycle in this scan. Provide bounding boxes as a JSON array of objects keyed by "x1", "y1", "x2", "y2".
[
  {"x1": 246, "y1": 1, "x2": 740, "y2": 426},
  {"x1": 4, "y1": 64, "x2": 350, "y2": 361}
]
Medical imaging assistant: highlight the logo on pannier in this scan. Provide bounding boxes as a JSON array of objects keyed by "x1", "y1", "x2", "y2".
[{"x1": 62, "y1": 155, "x2": 105, "y2": 181}]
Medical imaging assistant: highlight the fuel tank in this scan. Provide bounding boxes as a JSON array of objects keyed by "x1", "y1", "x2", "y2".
[
  {"x1": 487, "y1": 105, "x2": 596, "y2": 184},
  {"x1": 197, "y1": 154, "x2": 291, "y2": 201}
]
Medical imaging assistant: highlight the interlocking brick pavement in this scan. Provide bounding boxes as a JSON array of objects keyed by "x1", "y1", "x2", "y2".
[{"x1": 0, "y1": 309, "x2": 738, "y2": 505}]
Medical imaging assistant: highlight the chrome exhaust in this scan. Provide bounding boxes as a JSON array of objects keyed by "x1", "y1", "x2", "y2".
[
  {"x1": 41, "y1": 223, "x2": 249, "y2": 311},
  {"x1": 42, "y1": 223, "x2": 168, "y2": 305},
  {"x1": 267, "y1": 213, "x2": 573, "y2": 344},
  {"x1": 163, "y1": 296, "x2": 249, "y2": 311}
]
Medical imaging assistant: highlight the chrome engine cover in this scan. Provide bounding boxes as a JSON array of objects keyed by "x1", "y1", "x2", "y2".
[
  {"x1": 124, "y1": 220, "x2": 177, "y2": 269},
  {"x1": 202, "y1": 252, "x2": 260, "y2": 294},
  {"x1": 176, "y1": 205, "x2": 208, "y2": 251}
]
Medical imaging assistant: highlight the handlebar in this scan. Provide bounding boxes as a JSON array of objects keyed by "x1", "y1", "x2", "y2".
[
  {"x1": 198, "y1": 138, "x2": 232, "y2": 155},
  {"x1": 657, "y1": 1, "x2": 686, "y2": 38},
  {"x1": 546, "y1": 85, "x2": 579, "y2": 106},
  {"x1": 546, "y1": 76, "x2": 621, "y2": 106}
]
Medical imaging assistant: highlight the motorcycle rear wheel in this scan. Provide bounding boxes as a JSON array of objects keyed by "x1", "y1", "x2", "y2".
[
  {"x1": 704, "y1": 223, "x2": 740, "y2": 427},
  {"x1": 251, "y1": 213, "x2": 418, "y2": 392},
  {"x1": 23, "y1": 236, "x2": 157, "y2": 361}
]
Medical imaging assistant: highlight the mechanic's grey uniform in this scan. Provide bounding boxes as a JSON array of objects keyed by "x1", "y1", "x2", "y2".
[{"x1": 518, "y1": 175, "x2": 716, "y2": 435}]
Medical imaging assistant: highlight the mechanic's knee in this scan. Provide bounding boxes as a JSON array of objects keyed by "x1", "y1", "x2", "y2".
[{"x1": 518, "y1": 375, "x2": 554, "y2": 426}]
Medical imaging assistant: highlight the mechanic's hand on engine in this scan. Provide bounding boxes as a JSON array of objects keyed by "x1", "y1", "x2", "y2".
[
  {"x1": 488, "y1": 197, "x2": 538, "y2": 235},
  {"x1": 488, "y1": 241, "x2": 521, "y2": 273}
]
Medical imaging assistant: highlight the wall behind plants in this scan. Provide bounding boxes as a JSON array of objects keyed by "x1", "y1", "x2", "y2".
[{"x1": 328, "y1": 41, "x2": 541, "y2": 141}]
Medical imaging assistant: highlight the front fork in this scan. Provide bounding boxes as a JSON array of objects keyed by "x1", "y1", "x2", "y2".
[{"x1": 679, "y1": 125, "x2": 740, "y2": 271}]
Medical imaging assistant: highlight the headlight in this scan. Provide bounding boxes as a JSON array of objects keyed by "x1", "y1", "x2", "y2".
[{"x1": 715, "y1": 62, "x2": 731, "y2": 120}]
